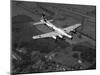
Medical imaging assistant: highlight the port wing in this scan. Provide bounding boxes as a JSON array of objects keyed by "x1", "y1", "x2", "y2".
[{"x1": 32, "y1": 31, "x2": 59, "y2": 39}]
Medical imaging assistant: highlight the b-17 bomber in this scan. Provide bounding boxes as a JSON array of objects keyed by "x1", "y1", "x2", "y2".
[{"x1": 11, "y1": 0, "x2": 96, "y2": 75}]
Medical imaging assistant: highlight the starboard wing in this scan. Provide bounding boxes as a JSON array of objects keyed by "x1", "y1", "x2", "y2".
[{"x1": 63, "y1": 23, "x2": 81, "y2": 33}]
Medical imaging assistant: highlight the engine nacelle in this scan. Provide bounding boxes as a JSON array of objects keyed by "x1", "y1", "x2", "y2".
[
  {"x1": 58, "y1": 34, "x2": 63, "y2": 38},
  {"x1": 52, "y1": 36, "x2": 57, "y2": 39}
]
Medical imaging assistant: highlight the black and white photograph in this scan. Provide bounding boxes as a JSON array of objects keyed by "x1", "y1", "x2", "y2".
[{"x1": 11, "y1": 0, "x2": 96, "y2": 75}]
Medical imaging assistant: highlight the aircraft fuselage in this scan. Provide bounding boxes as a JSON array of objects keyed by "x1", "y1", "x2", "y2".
[{"x1": 40, "y1": 19, "x2": 72, "y2": 39}]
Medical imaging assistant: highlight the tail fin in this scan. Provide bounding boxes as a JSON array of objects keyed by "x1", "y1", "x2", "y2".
[
  {"x1": 33, "y1": 14, "x2": 45, "y2": 25},
  {"x1": 33, "y1": 13, "x2": 54, "y2": 25}
]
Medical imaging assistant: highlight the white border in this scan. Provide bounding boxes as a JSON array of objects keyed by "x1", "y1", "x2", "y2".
[
  {"x1": 0, "y1": 0, "x2": 10, "y2": 75},
  {"x1": 0, "y1": 0, "x2": 99, "y2": 75},
  {"x1": 17, "y1": 0, "x2": 97, "y2": 5}
]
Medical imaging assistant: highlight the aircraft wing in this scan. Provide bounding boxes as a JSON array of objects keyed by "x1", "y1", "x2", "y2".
[
  {"x1": 33, "y1": 19, "x2": 54, "y2": 25},
  {"x1": 63, "y1": 23, "x2": 81, "y2": 33},
  {"x1": 32, "y1": 31, "x2": 58, "y2": 39}
]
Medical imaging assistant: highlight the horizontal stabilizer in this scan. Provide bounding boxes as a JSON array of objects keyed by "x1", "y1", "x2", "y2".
[
  {"x1": 33, "y1": 21, "x2": 44, "y2": 25},
  {"x1": 33, "y1": 19, "x2": 54, "y2": 25}
]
